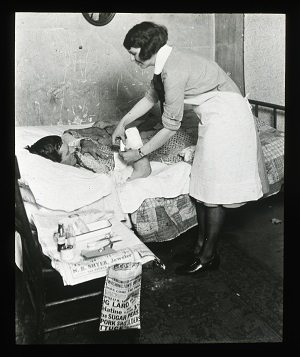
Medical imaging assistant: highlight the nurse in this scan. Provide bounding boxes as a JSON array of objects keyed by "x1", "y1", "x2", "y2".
[{"x1": 112, "y1": 21, "x2": 269, "y2": 275}]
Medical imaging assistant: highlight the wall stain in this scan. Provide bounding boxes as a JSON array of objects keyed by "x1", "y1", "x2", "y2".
[{"x1": 48, "y1": 83, "x2": 69, "y2": 104}]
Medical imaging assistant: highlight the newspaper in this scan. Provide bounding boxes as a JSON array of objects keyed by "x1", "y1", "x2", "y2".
[{"x1": 31, "y1": 212, "x2": 157, "y2": 285}]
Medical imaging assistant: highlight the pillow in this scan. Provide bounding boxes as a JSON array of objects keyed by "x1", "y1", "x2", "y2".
[
  {"x1": 17, "y1": 150, "x2": 112, "y2": 212},
  {"x1": 20, "y1": 186, "x2": 37, "y2": 204}
]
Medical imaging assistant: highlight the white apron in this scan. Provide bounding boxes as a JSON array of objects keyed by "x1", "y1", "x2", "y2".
[{"x1": 184, "y1": 91, "x2": 263, "y2": 205}]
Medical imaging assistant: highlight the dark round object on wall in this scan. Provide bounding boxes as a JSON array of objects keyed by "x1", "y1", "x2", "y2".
[{"x1": 82, "y1": 13, "x2": 116, "y2": 26}]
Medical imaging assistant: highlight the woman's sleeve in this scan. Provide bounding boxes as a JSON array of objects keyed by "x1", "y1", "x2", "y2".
[
  {"x1": 161, "y1": 70, "x2": 187, "y2": 131},
  {"x1": 144, "y1": 79, "x2": 159, "y2": 104}
]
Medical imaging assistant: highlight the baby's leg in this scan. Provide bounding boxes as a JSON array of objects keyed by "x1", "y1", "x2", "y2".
[
  {"x1": 124, "y1": 127, "x2": 151, "y2": 181},
  {"x1": 128, "y1": 156, "x2": 152, "y2": 181}
]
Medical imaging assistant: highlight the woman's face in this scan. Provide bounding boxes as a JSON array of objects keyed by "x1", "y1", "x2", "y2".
[
  {"x1": 128, "y1": 47, "x2": 155, "y2": 69},
  {"x1": 58, "y1": 140, "x2": 69, "y2": 161}
]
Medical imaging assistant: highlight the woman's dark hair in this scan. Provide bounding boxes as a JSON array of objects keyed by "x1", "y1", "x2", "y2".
[
  {"x1": 123, "y1": 21, "x2": 168, "y2": 61},
  {"x1": 25, "y1": 135, "x2": 63, "y2": 163}
]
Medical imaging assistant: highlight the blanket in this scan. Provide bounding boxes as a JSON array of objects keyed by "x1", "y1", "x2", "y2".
[
  {"x1": 259, "y1": 125, "x2": 284, "y2": 196},
  {"x1": 63, "y1": 125, "x2": 198, "y2": 173},
  {"x1": 130, "y1": 194, "x2": 198, "y2": 243}
]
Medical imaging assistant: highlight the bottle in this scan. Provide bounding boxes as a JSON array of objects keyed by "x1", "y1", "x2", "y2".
[
  {"x1": 57, "y1": 223, "x2": 66, "y2": 252},
  {"x1": 67, "y1": 223, "x2": 76, "y2": 249}
]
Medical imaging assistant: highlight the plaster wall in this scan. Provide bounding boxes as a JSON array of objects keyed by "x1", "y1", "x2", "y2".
[
  {"x1": 244, "y1": 14, "x2": 285, "y2": 131},
  {"x1": 15, "y1": 13, "x2": 215, "y2": 127}
]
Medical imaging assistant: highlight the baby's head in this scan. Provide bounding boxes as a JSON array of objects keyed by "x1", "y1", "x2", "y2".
[{"x1": 25, "y1": 135, "x2": 63, "y2": 162}]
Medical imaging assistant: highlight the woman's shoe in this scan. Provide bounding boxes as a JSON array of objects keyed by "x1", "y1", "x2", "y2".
[{"x1": 175, "y1": 254, "x2": 220, "y2": 275}]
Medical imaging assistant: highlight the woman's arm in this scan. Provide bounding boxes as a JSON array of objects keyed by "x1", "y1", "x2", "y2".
[
  {"x1": 119, "y1": 127, "x2": 177, "y2": 163},
  {"x1": 112, "y1": 97, "x2": 155, "y2": 144},
  {"x1": 141, "y1": 127, "x2": 176, "y2": 155}
]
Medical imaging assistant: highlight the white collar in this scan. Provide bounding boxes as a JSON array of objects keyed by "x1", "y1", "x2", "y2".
[{"x1": 154, "y1": 44, "x2": 173, "y2": 75}]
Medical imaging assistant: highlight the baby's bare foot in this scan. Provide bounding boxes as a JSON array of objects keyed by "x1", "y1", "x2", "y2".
[
  {"x1": 127, "y1": 157, "x2": 152, "y2": 181},
  {"x1": 127, "y1": 166, "x2": 152, "y2": 181}
]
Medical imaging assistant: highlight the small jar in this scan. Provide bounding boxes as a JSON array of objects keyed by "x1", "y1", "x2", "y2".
[{"x1": 60, "y1": 245, "x2": 74, "y2": 261}]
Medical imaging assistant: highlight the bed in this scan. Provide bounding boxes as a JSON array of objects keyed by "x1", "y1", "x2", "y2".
[{"x1": 15, "y1": 99, "x2": 284, "y2": 249}]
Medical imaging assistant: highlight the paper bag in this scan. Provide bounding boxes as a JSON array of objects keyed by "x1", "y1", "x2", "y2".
[{"x1": 99, "y1": 262, "x2": 142, "y2": 331}]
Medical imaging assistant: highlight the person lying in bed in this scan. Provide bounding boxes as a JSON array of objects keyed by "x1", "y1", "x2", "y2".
[{"x1": 24, "y1": 128, "x2": 152, "y2": 181}]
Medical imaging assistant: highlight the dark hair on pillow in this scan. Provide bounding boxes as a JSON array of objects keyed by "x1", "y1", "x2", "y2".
[
  {"x1": 123, "y1": 21, "x2": 168, "y2": 61},
  {"x1": 25, "y1": 135, "x2": 63, "y2": 163}
]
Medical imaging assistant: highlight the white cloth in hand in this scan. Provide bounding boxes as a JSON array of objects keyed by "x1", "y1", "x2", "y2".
[{"x1": 179, "y1": 146, "x2": 196, "y2": 163}]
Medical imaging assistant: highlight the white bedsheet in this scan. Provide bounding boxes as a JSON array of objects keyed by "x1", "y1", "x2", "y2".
[
  {"x1": 113, "y1": 161, "x2": 192, "y2": 213},
  {"x1": 17, "y1": 149, "x2": 112, "y2": 212}
]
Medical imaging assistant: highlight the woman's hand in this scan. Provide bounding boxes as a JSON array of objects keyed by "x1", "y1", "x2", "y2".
[
  {"x1": 119, "y1": 149, "x2": 141, "y2": 164},
  {"x1": 112, "y1": 122, "x2": 126, "y2": 145}
]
